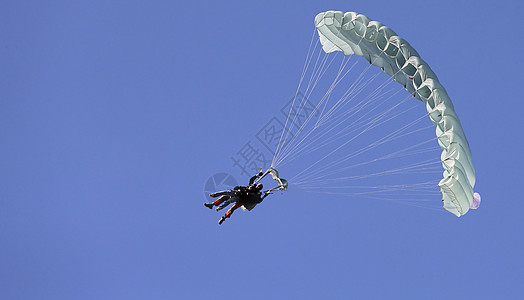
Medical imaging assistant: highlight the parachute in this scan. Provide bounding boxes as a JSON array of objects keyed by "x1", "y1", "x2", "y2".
[{"x1": 309, "y1": 11, "x2": 476, "y2": 216}]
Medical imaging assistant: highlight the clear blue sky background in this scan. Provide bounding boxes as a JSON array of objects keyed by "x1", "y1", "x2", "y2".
[{"x1": 1, "y1": 1, "x2": 523, "y2": 299}]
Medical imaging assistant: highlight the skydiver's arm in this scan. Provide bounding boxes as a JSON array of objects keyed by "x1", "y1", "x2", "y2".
[
  {"x1": 248, "y1": 176, "x2": 257, "y2": 186},
  {"x1": 260, "y1": 191, "x2": 271, "y2": 202},
  {"x1": 249, "y1": 169, "x2": 264, "y2": 185}
]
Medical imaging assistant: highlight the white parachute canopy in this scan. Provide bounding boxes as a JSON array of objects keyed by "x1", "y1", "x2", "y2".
[{"x1": 271, "y1": 11, "x2": 478, "y2": 217}]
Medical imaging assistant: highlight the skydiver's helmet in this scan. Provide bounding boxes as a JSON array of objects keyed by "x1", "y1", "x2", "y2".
[
  {"x1": 248, "y1": 185, "x2": 256, "y2": 192},
  {"x1": 256, "y1": 183, "x2": 263, "y2": 191}
]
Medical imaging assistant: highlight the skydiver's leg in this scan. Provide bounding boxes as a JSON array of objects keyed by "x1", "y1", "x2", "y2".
[
  {"x1": 216, "y1": 195, "x2": 240, "y2": 211},
  {"x1": 216, "y1": 199, "x2": 233, "y2": 211},
  {"x1": 204, "y1": 194, "x2": 231, "y2": 209},
  {"x1": 213, "y1": 195, "x2": 231, "y2": 206},
  {"x1": 209, "y1": 190, "x2": 234, "y2": 198},
  {"x1": 218, "y1": 203, "x2": 243, "y2": 224},
  {"x1": 225, "y1": 203, "x2": 242, "y2": 218}
]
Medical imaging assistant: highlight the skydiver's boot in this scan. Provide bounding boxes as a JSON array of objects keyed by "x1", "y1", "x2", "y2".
[
  {"x1": 204, "y1": 203, "x2": 214, "y2": 209},
  {"x1": 216, "y1": 201, "x2": 230, "y2": 211},
  {"x1": 218, "y1": 203, "x2": 240, "y2": 225}
]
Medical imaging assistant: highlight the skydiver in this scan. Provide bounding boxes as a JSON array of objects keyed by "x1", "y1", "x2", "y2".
[
  {"x1": 204, "y1": 170, "x2": 271, "y2": 224},
  {"x1": 217, "y1": 183, "x2": 271, "y2": 224},
  {"x1": 204, "y1": 170, "x2": 262, "y2": 210}
]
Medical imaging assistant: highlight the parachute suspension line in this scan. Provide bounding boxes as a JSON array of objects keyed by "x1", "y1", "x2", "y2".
[
  {"x1": 289, "y1": 109, "x2": 439, "y2": 192},
  {"x1": 307, "y1": 74, "x2": 405, "y2": 146},
  {"x1": 274, "y1": 57, "x2": 380, "y2": 168},
  {"x1": 281, "y1": 53, "x2": 429, "y2": 180},
  {"x1": 303, "y1": 54, "x2": 351, "y2": 120},
  {"x1": 303, "y1": 45, "x2": 336, "y2": 99},
  {"x1": 295, "y1": 152, "x2": 443, "y2": 210},
  {"x1": 290, "y1": 120, "x2": 441, "y2": 207},
  {"x1": 296, "y1": 158, "x2": 441, "y2": 186},
  {"x1": 288, "y1": 92, "x2": 414, "y2": 183},
  {"x1": 331, "y1": 66, "x2": 408, "y2": 126},
  {"x1": 297, "y1": 179, "x2": 441, "y2": 192},
  {"x1": 326, "y1": 112, "x2": 434, "y2": 170},
  {"x1": 272, "y1": 32, "x2": 333, "y2": 169},
  {"x1": 269, "y1": 11, "x2": 477, "y2": 214},
  {"x1": 313, "y1": 32, "x2": 383, "y2": 127},
  {"x1": 315, "y1": 59, "x2": 380, "y2": 127},
  {"x1": 272, "y1": 20, "x2": 444, "y2": 210},
  {"x1": 276, "y1": 76, "x2": 406, "y2": 168},
  {"x1": 297, "y1": 180, "x2": 441, "y2": 195},
  {"x1": 300, "y1": 47, "x2": 327, "y2": 99},
  {"x1": 315, "y1": 59, "x2": 409, "y2": 131},
  {"x1": 293, "y1": 143, "x2": 442, "y2": 190},
  {"x1": 275, "y1": 87, "x2": 396, "y2": 170},
  {"x1": 292, "y1": 110, "x2": 435, "y2": 185},
  {"x1": 314, "y1": 75, "x2": 399, "y2": 129},
  {"x1": 272, "y1": 30, "x2": 369, "y2": 168},
  {"x1": 293, "y1": 134, "x2": 438, "y2": 186},
  {"x1": 273, "y1": 54, "x2": 354, "y2": 168},
  {"x1": 311, "y1": 54, "x2": 362, "y2": 125},
  {"x1": 273, "y1": 43, "x2": 392, "y2": 168},
  {"x1": 312, "y1": 143, "x2": 439, "y2": 183},
  {"x1": 306, "y1": 17, "x2": 365, "y2": 120},
  {"x1": 272, "y1": 45, "x2": 326, "y2": 168},
  {"x1": 296, "y1": 188, "x2": 443, "y2": 211},
  {"x1": 271, "y1": 28, "x2": 319, "y2": 168},
  {"x1": 272, "y1": 50, "x2": 353, "y2": 168}
]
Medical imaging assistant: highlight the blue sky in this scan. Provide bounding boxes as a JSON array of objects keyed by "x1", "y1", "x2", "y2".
[{"x1": 1, "y1": 1, "x2": 523, "y2": 299}]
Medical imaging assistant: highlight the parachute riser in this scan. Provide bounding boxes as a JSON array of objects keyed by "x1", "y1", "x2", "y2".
[{"x1": 254, "y1": 167, "x2": 288, "y2": 192}]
